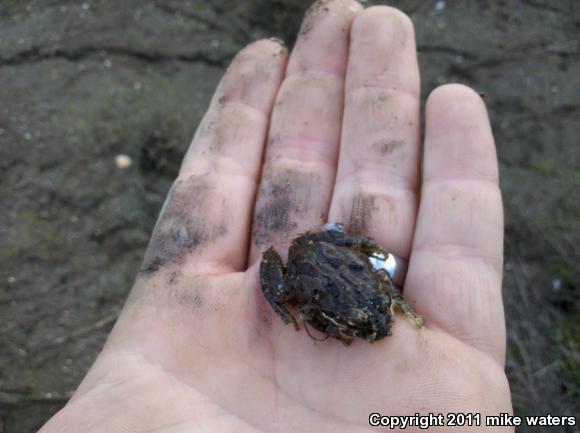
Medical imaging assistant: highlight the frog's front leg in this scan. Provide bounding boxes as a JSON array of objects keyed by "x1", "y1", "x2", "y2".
[
  {"x1": 260, "y1": 247, "x2": 299, "y2": 330},
  {"x1": 378, "y1": 271, "x2": 424, "y2": 329}
]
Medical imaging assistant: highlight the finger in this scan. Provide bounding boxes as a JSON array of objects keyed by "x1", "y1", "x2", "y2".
[
  {"x1": 406, "y1": 84, "x2": 505, "y2": 364},
  {"x1": 250, "y1": 0, "x2": 362, "y2": 263},
  {"x1": 328, "y1": 6, "x2": 421, "y2": 259},
  {"x1": 141, "y1": 39, "x2": 287, "y2": 275}
]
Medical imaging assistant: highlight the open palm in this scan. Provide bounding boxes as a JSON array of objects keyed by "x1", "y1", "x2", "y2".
[{"x1": 41, "y1": 2, "x2": 513, "y2": 432}]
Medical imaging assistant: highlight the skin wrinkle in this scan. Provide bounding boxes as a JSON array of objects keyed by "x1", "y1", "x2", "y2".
[
  {"x1": 213, "y1": 94, "x2": 271, "y2": 121},
  {"x1": 103, "y1": 345, "x2": 370, "y2": 433},
  {"x1": 344, "y1": 103, "x2": 410, "y2": 157},
  {"x1": 77, "y1": 354, "x2": 265, "y2": 433},
  {"x1": 345, "y1": 89, "x2": 396, "y2": 128},
  {"x1": 264, "y1": 74, "x2": 344, "y2": 170},
  {"x1": 416, "y1": 186, "x2": 502, "y2": 263},
  {"x1": 266, "y1": 136, "x2": 339, "y2": 168},
  {"x1": 217, "y1": 46, "x2": 282, "y2": 112},
  {"x1": 284, "y1": 66, "x2": 346, "y2": 81},
  {"x1": 271, "y1": 73, "x2": 344, "y2": 136},
  {"x1": 407, "y1": 257, "x2": 505, "y2": 363},
  {"x1": 346, "y1": 83, "x2": 420, "y2": 102},
  {"x1": 411, "y1": 245, "x2": 503, "y2": 275},
  {"x1": 195, "y1": 102, "x2": 266, "y2": 155},
  {"x1": 336, "y1": 165, "x2": 418, "y2": 193}
]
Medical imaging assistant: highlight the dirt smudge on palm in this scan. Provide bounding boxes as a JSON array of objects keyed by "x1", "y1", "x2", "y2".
[
  {"x1": 252, "y1": 167, "x2": 323, "y2": 247},
  {"x1": 347, "y1": 193, "x2": 379, "y2": 236},
  {"x1": 141, "y1": 175, "x2": 228, "y2": 273},
  {"x1": 373, "y1": 139, "x2": 406, "y2": 156}
]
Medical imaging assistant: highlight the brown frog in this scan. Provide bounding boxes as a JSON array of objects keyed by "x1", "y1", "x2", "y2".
[{"x1": 260, "y1": 224, "x2": 423, "y2": 345}]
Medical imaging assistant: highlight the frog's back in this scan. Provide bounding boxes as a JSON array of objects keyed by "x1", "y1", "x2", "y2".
[{"x1": 293, "y1": 242, "x2": 380, "y2": 308}]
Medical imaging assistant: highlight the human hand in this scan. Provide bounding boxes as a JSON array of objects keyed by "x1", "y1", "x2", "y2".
[{"x1": 40, "y1": 1, "x2": 513, "y2": 432}]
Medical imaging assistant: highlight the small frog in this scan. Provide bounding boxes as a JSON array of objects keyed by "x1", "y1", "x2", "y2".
[{"x1": 260, "y1": 224, "x2": 423, "y2": 345}]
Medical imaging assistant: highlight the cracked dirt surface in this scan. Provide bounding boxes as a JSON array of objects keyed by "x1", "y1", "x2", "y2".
[{"x1": 0, "y1": 1, "x2": 578, "y2": 432}]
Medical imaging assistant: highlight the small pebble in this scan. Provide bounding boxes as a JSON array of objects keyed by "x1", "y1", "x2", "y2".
[
  {"x1": 115, "y1": 154, "x2": 132, "y2": 169},
  {"x1": 434, "y1": 0, "x2": 446, "y2": 11},
  {"x1": 7, "y1": 276, "x2": 16, "y2": 284}
]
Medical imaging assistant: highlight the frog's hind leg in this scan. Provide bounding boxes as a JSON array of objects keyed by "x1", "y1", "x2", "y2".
[
  {"x1": 260, "y1": 247, "x2": 299, "y2": 330},
  {"x1": 380, "y1": 273, "x2": 423, "y2": 329}
]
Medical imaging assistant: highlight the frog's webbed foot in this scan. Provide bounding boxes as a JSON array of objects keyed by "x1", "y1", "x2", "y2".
[
  {"x1": 260, "y1": 247, "x2": 299, "y2": 330},
  {"x1": 380, "y1": 274, "x2": 424, "y2": 329}
]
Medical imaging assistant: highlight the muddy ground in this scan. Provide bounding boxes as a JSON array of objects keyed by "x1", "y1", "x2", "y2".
[{"x1": 0, "y1": 1, "x2": 578, "y2": 432}]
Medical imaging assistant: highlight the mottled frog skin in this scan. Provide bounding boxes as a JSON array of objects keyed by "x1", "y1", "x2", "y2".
[{"x1": 260, "y1": 225, "x2": 423, "y2": 345}]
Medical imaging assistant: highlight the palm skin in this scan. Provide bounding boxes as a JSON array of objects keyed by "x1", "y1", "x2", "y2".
[{"x1": 40, "y1": 1, "x2": 513, "y2": 432}]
